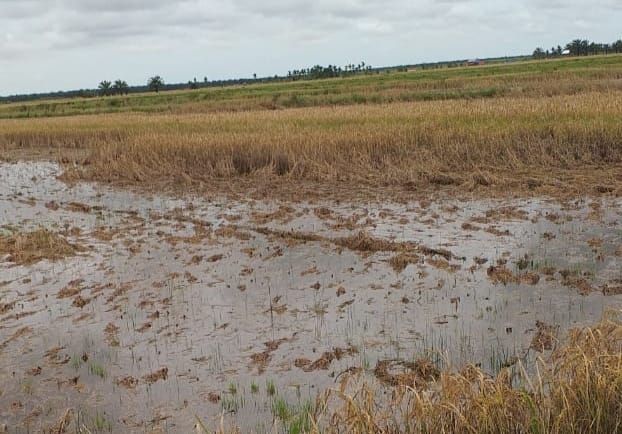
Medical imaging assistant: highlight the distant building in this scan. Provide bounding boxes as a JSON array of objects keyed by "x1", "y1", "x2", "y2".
[{"x1": 562, "y1": 49, "x2": 571, "y2": 55}]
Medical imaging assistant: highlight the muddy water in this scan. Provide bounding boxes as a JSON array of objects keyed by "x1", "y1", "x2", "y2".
[{"x1": 0, "y1": 161, "x2": 620, "y2": 433}]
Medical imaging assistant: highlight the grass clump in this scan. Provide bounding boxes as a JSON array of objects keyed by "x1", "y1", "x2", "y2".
[
  {"x1": 70, "y1": 354, "x2": 83, "y2": 370},
  {"x1": 272, "y1": 398, "x2": 314, "y2": 434},
  {"x1": 92, "y1": 412, "x2": 112, "y2": 432},
  {"x1": 0, "y1": 228, "x2": 81, "y2": 265},
  {"x1": 88, "y1": 362, "x2": 106, "y2": 379},
  {"x1": 250, "y1": 380, "x2": 259, "y2": 394},
  {"x1": 228, "y1": 382, "x2": 237, "y2": 395},
  {"x1": 266, "y1": 379, "x2": 276, "y2": 397}
]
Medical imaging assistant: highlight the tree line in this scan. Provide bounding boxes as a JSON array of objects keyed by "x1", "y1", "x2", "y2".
[
  {"x1": 533, "y1": 38, "x2": 622, "y2": 59},
  {"x1": 287, "y1": 62, "x2": 373, "y2": 80},
  {"x1": 98, "y1": 76, "x2": 164, "y2": 96}
]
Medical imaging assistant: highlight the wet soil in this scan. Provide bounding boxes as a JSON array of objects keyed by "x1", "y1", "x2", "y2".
[{"x1": 0, "y1": 161, "x2": 621, "y2": 433}]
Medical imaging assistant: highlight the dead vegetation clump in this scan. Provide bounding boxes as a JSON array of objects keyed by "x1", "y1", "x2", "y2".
[
  {"x1": 484, "y1": 226, "x2": 512, "y2": 237},
  {"x1": 530, "y1": 320, "x2": 560, "y2": 352},
  {"x1": 114, "y1": 376, "x2": 139, "y2": 389},
  {"x1": 143, "y1": 367, "x2": 168, "y2": 384},
  {"x1": 388, "y1": 253, "x2": 421, "y2": 272},
  {"x1": 253, "y1": 228, "x2": 455, "y2": 264},
  {"x1": 334, "y1": 231, "x2": 418, "y2": 254},
  {"x1": 214, "y1": 225, "x2": 251, "y2": 240},
  {"x1": 486, "y1": 265, "x2": 520, "y2": 285},
  {"x1": 57, "y1": 279, "x2": 84, "y2": 299},
  {"x1": 313, "y1": 207, "x2": 334, "y2": 219},
  {"x1": 249, "y1": 338, "x2": 292, "y2": 374},
  {"x1": 71, "y1": 295, "x2": 90, "y2": 308},
  {"x1": 561, "y1": 273, "x2": 595, "y2": 295},
  {"x1": 301, "y1": 346, "x2": 359, "y2": 372},
  {"x1": 0, "y1": 300, "x2": 16, "y2": 314},
  {"x1": 520, "y1": 272, "x2": 540, "y2": 285},
  {"x1": 601, "y1": 280, "x2": 622, "y2": 296},
  {"x1": 427, "y1": 258, "x2": 461, "y2": 272},
  {"x1": 0, "y1": 229, "x2": 82, "y2": 265},
  {"x1": 304, "y1": 352, "x2": 336, "y2": 372},
  {"x1": 316, "y1": 311, "x2": 622, "y2": 434},
  {"x1": 253, "y1": 227, "x2": 323, "y2": 244},
  {"x1": 47, "y1": 408, "x2": 73, "y2": 434},
  {"x1": 251, "y1": 205, "x2": 296, "y2": 224},
  {"x1": 0, "y1": 326, "x2": 32, "y2": 349},
  {"x1": 104, "y1": 322, "x2": 120, "y2": 346},
  {"x1": 486, "y1": 265, "x2": 540, "y2": 286},
  {"x1": 373, "y1": 358, "x2": 440, "y2": 387}
]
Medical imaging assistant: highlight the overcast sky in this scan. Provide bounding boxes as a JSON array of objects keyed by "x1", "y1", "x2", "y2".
[{"x1": 1, "y1": 0, "x2": 621, "y2": 95}]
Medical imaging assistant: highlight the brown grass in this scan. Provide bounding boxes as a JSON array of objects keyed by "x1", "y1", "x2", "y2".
[
  {"x1": 334, "y1": 231, "x2": 419, "y2": 253},
  {"x1": 0, "y1": 229, "x2": 81, "y2": 265},
  {"x1": 312, "y1": 310, "x2": 622, "y2": 434},
  {"x1": 2, "y1": 91, "x2": 622, "y2": 197},
  {"x1": 389, "y1": 253, "x2": 421, "y2": 272}
]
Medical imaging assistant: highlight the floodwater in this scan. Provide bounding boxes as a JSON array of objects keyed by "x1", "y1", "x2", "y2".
[{"x1": 0, "y1": 161, "x2": 621, "y2": 433}]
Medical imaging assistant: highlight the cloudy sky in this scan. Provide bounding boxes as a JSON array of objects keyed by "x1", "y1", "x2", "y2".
[{"x1": 1, "y1": 0, "x2": 621, "y2": 95}]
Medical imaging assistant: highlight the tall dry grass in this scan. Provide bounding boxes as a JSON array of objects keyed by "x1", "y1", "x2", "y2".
[
  {"x1": 312, "y1": 310, "x2": 622, "y2": 434},
  {"x1": 2, "y1": 92, "x2": 621, "y2": 192}
]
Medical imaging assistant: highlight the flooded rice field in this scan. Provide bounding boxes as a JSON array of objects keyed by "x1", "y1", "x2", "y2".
[{"x1": 1, "y1": 161, "x2": 621, "y2": 433}]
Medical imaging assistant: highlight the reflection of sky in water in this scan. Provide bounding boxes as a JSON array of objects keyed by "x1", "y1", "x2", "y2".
[{"x1": 0, "y1": 161, "x2": 621, "y2": 432}]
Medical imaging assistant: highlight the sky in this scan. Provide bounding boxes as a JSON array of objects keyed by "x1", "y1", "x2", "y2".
[{"x1": 1, "y1": 0, "x2": 621, "y2": 96}]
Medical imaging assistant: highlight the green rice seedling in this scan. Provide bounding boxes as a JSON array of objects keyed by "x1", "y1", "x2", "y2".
[
  {"x1": 250, "y1": 381, "x2": 259, "y2": 394},
  {"x1": 228, "y1": 382, "x2": 237, "y2": 395},
  {"x1": 71, "y1": 354, "x2": 83, "y2": 370},
  {"x1": 221, "y1": 396, "x2": 239, "y2": 414},
  {"x1": 266, "y1": 379, "x2": 276, "y2": 397},
  {"x1": 88, "y1": 362, "x2": 106, "y2": 378},
  {"x1": 92, "y1": 412, "x2": 112, "y2": 432}
]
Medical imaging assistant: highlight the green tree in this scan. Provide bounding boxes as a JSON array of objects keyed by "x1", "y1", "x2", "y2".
[
  {"x1": 112, "y1": 79, "x2": 129, "y2": 95},
  {"x1": 147, "y1": 75, "x2": 164, "y2": 93},
  {"x1": 532, "y1": 47, "x2": 546, "y2": 59},
  {"x1": 98, "y1": 80, "x2": 112, "y2": 96},
  {"x1": 566, "y1": 39, "x2": 583, "y2": 56}
]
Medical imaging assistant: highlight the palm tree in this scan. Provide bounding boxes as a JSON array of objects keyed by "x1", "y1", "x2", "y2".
[
  {"x1": 566, "y1": 39, "x2": 583, "y2": 56},
  {"x1": 147, "y1": 75, "x2": 164, "y2": 93},
  {"x1": 98, "y1": 80, "x2": 112, "y2": 96},
  {"x1": 112, "y1": 79, "x2": 129, "y2": 95},
  {"x1": 532, "y1": 47, "x2": 546, "y2": 59}
]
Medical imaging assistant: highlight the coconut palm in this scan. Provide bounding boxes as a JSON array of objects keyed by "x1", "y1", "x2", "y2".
[
  {"x1": 147, "y1": 75, "x2": 164, "y2": 93},
  {"x1": 98, "y1": 80, "x2": 112, "y2": 96},
  {"x1": 112, "y1": 79, "x2": 129, "y2": 95}
]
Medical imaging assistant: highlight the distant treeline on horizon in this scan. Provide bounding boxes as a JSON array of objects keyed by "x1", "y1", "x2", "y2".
[
  {"x1": 532, "y1": 37, "x2": 622, "y2": 58},
  {"x1": 1, "y1": 36, "x2": 620, "y2": 103}
]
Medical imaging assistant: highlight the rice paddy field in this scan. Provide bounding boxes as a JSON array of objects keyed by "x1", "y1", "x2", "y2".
[{"x1": 1, "y1": 55, "x2": 622, "y2": 433}]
